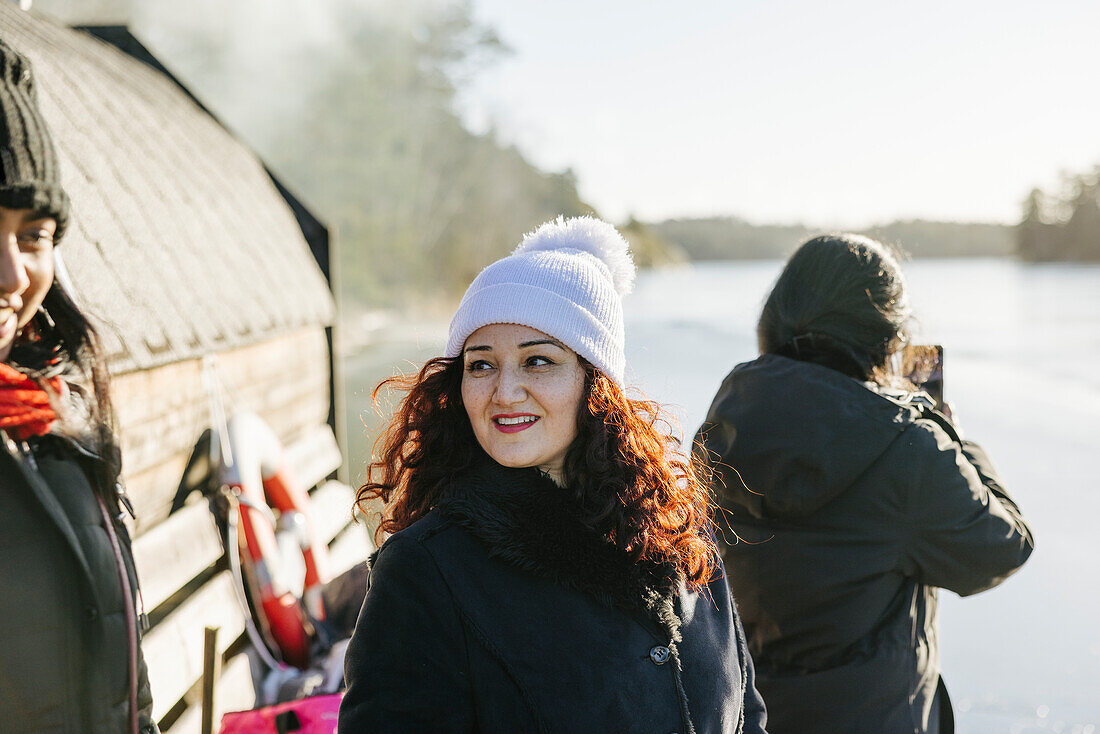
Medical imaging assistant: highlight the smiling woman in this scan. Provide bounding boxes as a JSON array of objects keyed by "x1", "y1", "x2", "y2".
[
  {"x1": 0, "y1": 210, "x2": 56, "y2": 361},
  {"x1": 343, "y1": 217, "x2": 768, "y2": 733},
  {"x1": 0, "y1": 40, "x2": 156, "y2": 733},
  {"x1": 460, "y1": 324, "x2": 585, "y2": 483}
]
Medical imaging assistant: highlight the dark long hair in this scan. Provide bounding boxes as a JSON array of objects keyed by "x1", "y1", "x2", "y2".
[
  {"x1": 356, "y1": 356, "x2": 719, "y2": 588},
  {"x1": 10, "y1": 275, "x2": 120, "y2": 489},
  {"x1": 758, "y1": 234, "x2": 911, "y2": 382}
]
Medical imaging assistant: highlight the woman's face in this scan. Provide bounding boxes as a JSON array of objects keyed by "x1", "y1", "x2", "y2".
[
  {"x1": 0, "y1": 207, "x2": 56, "y2": 363},
  {"x1": 461, "y1": 323, "x2": 586, "y2": 484}
]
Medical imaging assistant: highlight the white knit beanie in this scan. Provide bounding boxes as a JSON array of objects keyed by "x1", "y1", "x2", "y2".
[{"x1": 446, "y1": 216, "x2": 636, "y2": 384}]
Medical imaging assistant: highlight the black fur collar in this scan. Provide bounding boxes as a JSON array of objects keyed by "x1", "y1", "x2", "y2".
[{"x1": 436, "y1": 458, "x2": 683, "y2": 642}]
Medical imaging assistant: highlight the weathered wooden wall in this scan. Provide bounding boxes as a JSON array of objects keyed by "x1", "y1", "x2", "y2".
[{"x1": 113, "y1": 328, "x2": 331, "y2": 534}]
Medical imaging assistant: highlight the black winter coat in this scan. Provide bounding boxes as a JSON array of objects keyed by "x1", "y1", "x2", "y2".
[
  {"x1": 1, "y1": 433, "x2": 156, "y2": 733},
  {"x1": 693, "y1": 355, "x2": 1034, "y2": 734},
  {"x1": 339, "y1": 459, "x2": 768, "y2": 734}
]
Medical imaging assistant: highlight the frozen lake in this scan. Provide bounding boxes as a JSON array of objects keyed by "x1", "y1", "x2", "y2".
[{"x1": 343, "y1": 257, "x2": 1100, "y2": 732}]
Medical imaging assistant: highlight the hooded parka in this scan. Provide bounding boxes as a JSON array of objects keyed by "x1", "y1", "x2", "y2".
[
  {"x1": 693, "y1": 355, "x2": 1033, "y2": 734},
  {"x1": 339, "y1": 459, "x2": 768, "y2": 734},
  {"x1": 0, "y1": 433, "x2": 156, "y2": 733}
]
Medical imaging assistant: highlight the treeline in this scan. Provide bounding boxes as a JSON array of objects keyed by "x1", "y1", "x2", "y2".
[
  {"x1": 1017, "y1": 165, "x2": 1100, "y2": 262},
  {"x1": 648, "y1": 217, "x2": 1014, "y2": 261},
  {"x1": 252, "y1": 2, "x2": 596, "y2": 309}
]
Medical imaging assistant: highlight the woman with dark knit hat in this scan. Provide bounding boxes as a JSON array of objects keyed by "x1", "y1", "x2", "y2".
[
  {"x1": 339, "y1": 216, "x2": 768, "y2": 733},
  {"x1": 0, "y1": 40, "x2": 157, "y2": 733}
]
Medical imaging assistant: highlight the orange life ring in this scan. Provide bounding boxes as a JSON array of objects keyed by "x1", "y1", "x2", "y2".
[{"x1": 219, "y1": 412, "x2": 330, "y2": 668}]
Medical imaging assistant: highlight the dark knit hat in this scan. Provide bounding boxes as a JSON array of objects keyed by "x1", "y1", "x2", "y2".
[{"x1": 0, "y1": 39, "x2": 69, "y2": 240}]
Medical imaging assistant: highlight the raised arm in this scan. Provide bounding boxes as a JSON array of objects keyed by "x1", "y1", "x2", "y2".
[{"x1": 900, "y1": 418, "x2": 1035, "y2": 596}]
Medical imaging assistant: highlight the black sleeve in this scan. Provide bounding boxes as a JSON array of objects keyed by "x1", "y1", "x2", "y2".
[
  {"x1": 900, "y1": 419, "x2": 1035, "y2": 596},
  {"x1": 338, "y1": 535, "x2": 475, "y2": 733}
]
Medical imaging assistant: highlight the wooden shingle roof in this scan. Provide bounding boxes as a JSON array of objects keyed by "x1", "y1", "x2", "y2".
[{"x1": 0, "y1": 5, "x2": 335, "y2": 374}]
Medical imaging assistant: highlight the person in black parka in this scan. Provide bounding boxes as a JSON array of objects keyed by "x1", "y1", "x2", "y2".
[
  {"x1": 340, "y1": 217, "x2": 768, "y2": 733},
  {"x1": 693, "y1": 234, "x2": 1034, "y2": 734},
  {"x1": 0, "y1": 40, "x2": 156, "y2": 733}
]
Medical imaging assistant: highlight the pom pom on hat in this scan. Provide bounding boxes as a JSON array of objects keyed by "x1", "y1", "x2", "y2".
[
  {"x1": 446, "y1": 216, "x2": 635, "y2": 384},
  {"x1": 514, "y1": 215, "x2": 635, "y2": 296}
]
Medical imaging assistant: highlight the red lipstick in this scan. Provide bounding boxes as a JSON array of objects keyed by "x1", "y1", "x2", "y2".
[{"x1": 492, "y1": 413, "x2": 540, "y2": 434}]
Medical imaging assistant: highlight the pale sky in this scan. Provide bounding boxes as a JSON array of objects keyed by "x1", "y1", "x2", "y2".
[{"x1": 460, "y1": 0, "x2": 1100, "y2": 228}]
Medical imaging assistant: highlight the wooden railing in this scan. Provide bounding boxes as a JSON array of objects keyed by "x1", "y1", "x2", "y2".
[{"x1": 133, "y1": 423, "x2": 371, "y2": 732}]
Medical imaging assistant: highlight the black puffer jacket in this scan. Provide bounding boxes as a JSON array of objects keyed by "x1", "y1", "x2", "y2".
[
  {"x1": 340, "y1": 458, "x2": 768, "y2": 734},
  {"x1": 693, "y1": 355, "x2": 1033, "y2": 734},
  {"x1": 0, "y1": 433, "x2": 156, "y2": 733}
]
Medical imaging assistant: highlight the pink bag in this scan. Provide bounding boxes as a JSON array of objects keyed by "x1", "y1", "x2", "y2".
[{"x1": 217, "y1": 694, "x2": 342, "y2": 734}]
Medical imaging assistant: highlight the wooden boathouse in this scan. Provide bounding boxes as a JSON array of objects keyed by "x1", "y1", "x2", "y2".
[{"x1": 1, "y1": 4, "x2": 371, "y2": 730}]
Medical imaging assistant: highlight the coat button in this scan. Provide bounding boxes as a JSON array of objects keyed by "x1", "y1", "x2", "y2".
[
  {"x1": 84, "y1": 606, "x2": 99, "y2": 621},
  {"x1": 649, "y1": 645, "x2": 671, "y2": 665}
]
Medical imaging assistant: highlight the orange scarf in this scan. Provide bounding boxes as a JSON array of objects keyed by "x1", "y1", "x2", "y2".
[{"x1": 0, "y1": 363, "x2": 61, "y2": 441}]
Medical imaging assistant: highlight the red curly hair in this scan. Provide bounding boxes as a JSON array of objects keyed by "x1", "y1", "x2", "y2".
[{"x1": 356, "y1": 356, "x2": 720, "y2": 588}]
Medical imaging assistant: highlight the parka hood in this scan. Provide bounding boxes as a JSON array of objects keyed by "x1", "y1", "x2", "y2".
[{"x1": 695, "y1": 354, "x2": 918, "y2": 519}]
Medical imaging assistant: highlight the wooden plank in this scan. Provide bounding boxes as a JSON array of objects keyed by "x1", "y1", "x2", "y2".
[
  {"x1": 201, "y1": 627, "x2": 219, "y2": 734},
  {"x1": 118, "y1": 397, "x2": 207, "y2": 478},
  {"x1": 133, "y1": 501, "x2": 223, "y2": 612},
  {"x1": 166, "y1": 653, "x2": 256, "y2": 734},
  {"x1": 284, "y1": 424, "x2": 342, "y2": 491},
  {"x1": 328, "y1": 523, "x2": 375, "y2": 579},
  {"x1": 260, "y1": 388, "x2": 331, "y2": 448},
  {"x1": 118, "y1": 360, "x2": 328, "y2": 478},
  {"x1": 145, "y1": 572, "x2": 246, "y2": 722},
  {"x1": 127, "y1": 450, "x2": 193, "y2": 536},
  {"x1": 112, "y1": 329, "x2": 326, "y2": 431},
  {"x1": 124, "y1": 380, "x2": 329, "y2": 536},
  {"x1": 310, "y1": 480, "x2": 357, "y2": 547},
  {"x1": 112, "y1": 327, "x2": 329, "y2": 477}
]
